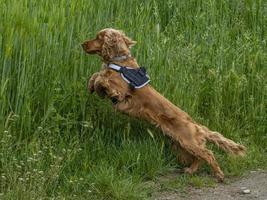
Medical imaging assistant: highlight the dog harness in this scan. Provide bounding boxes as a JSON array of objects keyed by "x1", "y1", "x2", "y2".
[{"x1": 107, "y1": 64, "x2": 150, "y2": 89}]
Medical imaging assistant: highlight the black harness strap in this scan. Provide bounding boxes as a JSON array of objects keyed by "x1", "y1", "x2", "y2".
[{"x1": 108, "y1": 64, "x2": 150, "y2": 89}]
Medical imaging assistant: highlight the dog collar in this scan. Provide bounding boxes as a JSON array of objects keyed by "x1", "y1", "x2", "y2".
[
  {"x1": 107, "y1": 64, "x2": 150, "y2": 89},
  {"x1": 110, "y1": 54, "x2": 131, "y2": 62}
]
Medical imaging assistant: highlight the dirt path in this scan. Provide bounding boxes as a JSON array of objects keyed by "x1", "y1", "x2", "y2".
[{"x1": 153, "y1": 170, "x2": 267, "y2": 200}]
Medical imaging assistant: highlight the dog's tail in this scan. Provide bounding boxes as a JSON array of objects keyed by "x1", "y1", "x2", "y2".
[{"x1": 202, "y1": 126, "x2": 246, "y2": 156}]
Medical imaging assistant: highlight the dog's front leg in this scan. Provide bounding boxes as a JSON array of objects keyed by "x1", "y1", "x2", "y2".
[
  {"x1": 93, "y1": 76, "x2": 125, "y2": 102},
  {"x1": 88, "y1": 72, "x2": 101, "y2": 93}
]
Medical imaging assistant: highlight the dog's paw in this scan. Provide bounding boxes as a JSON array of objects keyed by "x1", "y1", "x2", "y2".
[
  {"x1": 215, "y1": 171, "x2": 224, "y2": 182},
  {"x1": 88, "y1": 82, "x2": 95, "y2": 93},
  {"x1": 184, "y1": 167, "x2": 194, "y2": 174}
]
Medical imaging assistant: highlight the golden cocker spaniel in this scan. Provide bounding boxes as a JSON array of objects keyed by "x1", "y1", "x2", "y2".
[{"x1": 82, "y1": 28, "x2": 246, "y2": 181}]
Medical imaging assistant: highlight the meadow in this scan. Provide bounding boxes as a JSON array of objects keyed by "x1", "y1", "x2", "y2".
[{"x1": 0, "y1": 0, "x2": 266, "y2": 199}]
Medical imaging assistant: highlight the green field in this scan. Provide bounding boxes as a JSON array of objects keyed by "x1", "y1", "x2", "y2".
[{"x1": 0, "y1": 0, "x2": 266, "y2": 199}]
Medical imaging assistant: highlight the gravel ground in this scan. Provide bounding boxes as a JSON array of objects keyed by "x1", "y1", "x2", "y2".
[{"x1": 153, "y1": 170, "x2": 267, "y2": 200}]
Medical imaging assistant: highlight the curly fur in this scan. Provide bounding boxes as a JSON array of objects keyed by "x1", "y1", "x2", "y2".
[
  {"x1": 102, "y1": 29, "x2": 135, "y2": 61},
  {"x1": 82, "y1": 28, "x2": 246, "y2": 182}
]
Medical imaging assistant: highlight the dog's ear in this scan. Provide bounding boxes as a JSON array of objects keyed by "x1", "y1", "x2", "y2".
[{"x1": 122, "y1": 34, "x2": 136, "y2": 48}]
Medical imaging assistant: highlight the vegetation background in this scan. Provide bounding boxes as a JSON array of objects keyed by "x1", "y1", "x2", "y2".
[{"x1": 0, "y1": 0, "x2": 266, "y2": 199}]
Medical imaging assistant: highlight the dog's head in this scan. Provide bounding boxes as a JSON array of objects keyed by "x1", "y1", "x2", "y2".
[{"x1": 82, "y1": 28, "x2": 136, "y2": 61}]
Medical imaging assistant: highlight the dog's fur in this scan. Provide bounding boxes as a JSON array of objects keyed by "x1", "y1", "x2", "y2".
[{"x1": 82, "y1": 28, "x2": 246, "y2": 181}]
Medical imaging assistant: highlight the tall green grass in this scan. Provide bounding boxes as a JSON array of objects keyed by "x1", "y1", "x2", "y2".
[{"x1": 0, "y1": 0, "x2": 266, "y2": 199}]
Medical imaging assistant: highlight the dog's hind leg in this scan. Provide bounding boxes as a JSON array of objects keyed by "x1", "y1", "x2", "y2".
[
  {"x1": 171, "y1": 141, "x2": 194, "y2": 165},
  {"x1": 171, "y1": 141, "x2": 203, "y2": 174},
  {"x1": 179, "y1": 141, "x2": 224, "y2": 182},
  {"x1": 184, "y1": 158, "x2": 203, "y2": 174},
  {"x1": 159, "y1": 115, "x2": 224, "y2": 181}
]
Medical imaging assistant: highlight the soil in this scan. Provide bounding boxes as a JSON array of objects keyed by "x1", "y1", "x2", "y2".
[{"x1": 152, "y1": 170, "x2": 267, "y2": 200}]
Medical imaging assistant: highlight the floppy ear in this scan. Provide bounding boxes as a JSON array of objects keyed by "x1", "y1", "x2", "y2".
[{"x1": 121, "y1": 33, "x2": 136, "y2": 48}]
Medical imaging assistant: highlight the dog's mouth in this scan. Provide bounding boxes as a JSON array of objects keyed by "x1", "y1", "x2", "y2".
[
  {"x1": 90, "y1": 50, "x2": 101, "y2": 54},
  {"x1": 81, "y1": 43, "x2": 101, "y2": 55},
  {"x1": 84, "y1": 49, "x2": 101, "y2": 55}
]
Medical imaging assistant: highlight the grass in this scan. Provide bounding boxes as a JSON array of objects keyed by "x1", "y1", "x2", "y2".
[{"x1": 0, "y1": 0, "x2": 266, "y2": 199}]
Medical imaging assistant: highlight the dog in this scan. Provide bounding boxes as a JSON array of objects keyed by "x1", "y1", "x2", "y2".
[{"x1": 82, "y1": 28, "x2": 246, "y2": 181}]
